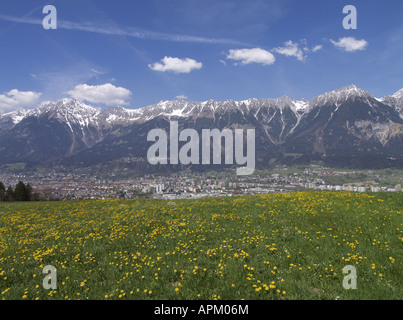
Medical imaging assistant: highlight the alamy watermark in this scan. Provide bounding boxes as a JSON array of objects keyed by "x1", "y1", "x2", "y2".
[
  {"x1": 147, "y1": 121, "x2": 255, "y2": 175},
  {"x1": 42, "y1": 265, "x2": 57, "y2": 290},
  {"x1": 343, "y1": 265, "x2": 357, "y2": 290},
  {"x1": 42, "y1": 5, "x2": 57, "y2": 30},
  {"x1": 343, "y1": 5, "x2": 357, "y2": 30}
]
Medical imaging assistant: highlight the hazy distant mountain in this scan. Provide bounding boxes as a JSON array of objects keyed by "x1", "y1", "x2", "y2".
[{"x1": 0, "y1": 85, "x2": 402, "y2": 170}]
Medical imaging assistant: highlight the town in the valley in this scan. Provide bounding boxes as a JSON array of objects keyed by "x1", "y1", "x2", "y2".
[{"x1": 1, "y1": 165, "x2": 401, "y2": 201}]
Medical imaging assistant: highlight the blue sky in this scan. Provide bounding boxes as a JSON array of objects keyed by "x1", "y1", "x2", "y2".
[{"x1": 0, "y1": 0, "x2": 402, "y2": 112}]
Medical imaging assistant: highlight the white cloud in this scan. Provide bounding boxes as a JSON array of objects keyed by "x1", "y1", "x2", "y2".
[
  {"x1": 0, "y1": 89, "x2": 42, "y2": 113},
  {"x1": 175, "y1": 95, "x2": 188, "y2": 100},
  {"x1": 273, "y1": 41, "x2": 306, "y2": 61},
  {"x1": 330, "y1": 37, "x2": 368, "y2": 52},
  {"x1": 226, "y1": 48, "x2": 276, "y2": 65},
  {"x1": 91, "y1": 68, "x2": 105, "y2": 75},
  {"x1": 149, "y1": 57, "x2": 202, "y2": 74},
  {"x1": 0, "y1": 14, "x2": 247, "y2": 46},
  {"x1": 312, "y1": 45, "x2": 323, "y2": 53},
  {"x1": 67, "y1": 83, "x2": 132, "y2": 106}
]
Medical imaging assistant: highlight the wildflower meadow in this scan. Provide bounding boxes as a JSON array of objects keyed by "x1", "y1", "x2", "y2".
[{"x1": 0, "y1": 191, "x2": 402, "y2": 300}]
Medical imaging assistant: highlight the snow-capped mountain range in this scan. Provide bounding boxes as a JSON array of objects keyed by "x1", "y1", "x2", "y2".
[
  {"x1": 0, "y1": 85, "x2": 402, "y2": 170},
  {"x1": 1, "y1": 95, "x2": 309, "y2": 128},
  {"x1": 1, "y1": 84, "x2": 401, "y2": 129}
]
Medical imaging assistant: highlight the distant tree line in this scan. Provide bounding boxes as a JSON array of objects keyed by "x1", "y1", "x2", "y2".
[{"x1": 0, "y1": 181, "x2": 40, "y2": 202}]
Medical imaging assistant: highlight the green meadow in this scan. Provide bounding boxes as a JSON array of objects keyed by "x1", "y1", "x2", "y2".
[{"x1": 0, "y1": 191, "x2": 402, "y2": 300}]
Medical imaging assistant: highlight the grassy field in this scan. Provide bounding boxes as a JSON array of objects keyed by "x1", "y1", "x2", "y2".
[{"x1": 0, "y1": 191, "x2": 402, "y2": 300}]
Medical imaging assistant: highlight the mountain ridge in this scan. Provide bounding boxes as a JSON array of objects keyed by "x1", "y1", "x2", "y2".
[
  {"x1": 1, "y1": 85, "x2": 402, "y2": 127},
  {"x1": 1, "y1": 84, "x2": 402, "y2": 170}
]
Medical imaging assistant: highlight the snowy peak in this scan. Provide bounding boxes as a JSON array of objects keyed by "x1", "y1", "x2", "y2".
[
  {"x1": 274, "y1": 96, "x2": 295, "y2": 108},
  {"x1": 99, "y1": 106, "x2": 142, "y2": 125},
  {"x1": 293, "y1": 99, "x2": 309, "y2": 112},
  {"x1": 274, "y1": 96, "x2": 309, "y2": 111},
  {"x1": 34, "y1": 99, "x2": 101, "y2": 131},
  {"x1": 0, "y1": 108, "x2": 34, "y2": 125},
  {"x1": 334, "y1": 84, "x2": 372, "y2": 96},
  {"x1": 322, "y1": 84, "x2": 372, "y2": 99},
  {"x1": 392, "y1": 88, "x2": 403, "y2": 100},
  {"x1": 138, "y1": 100, "x2": 199, "y2": 120},
  {"x1": 37, "y1": 99, "x2": 100, "y2": 116},
  {"x1": 310, "y1": 85, "x2": 374, "y2": 108},
  {"x1": 381, "y1": 88, "x2": 403, "y2": 115}
]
